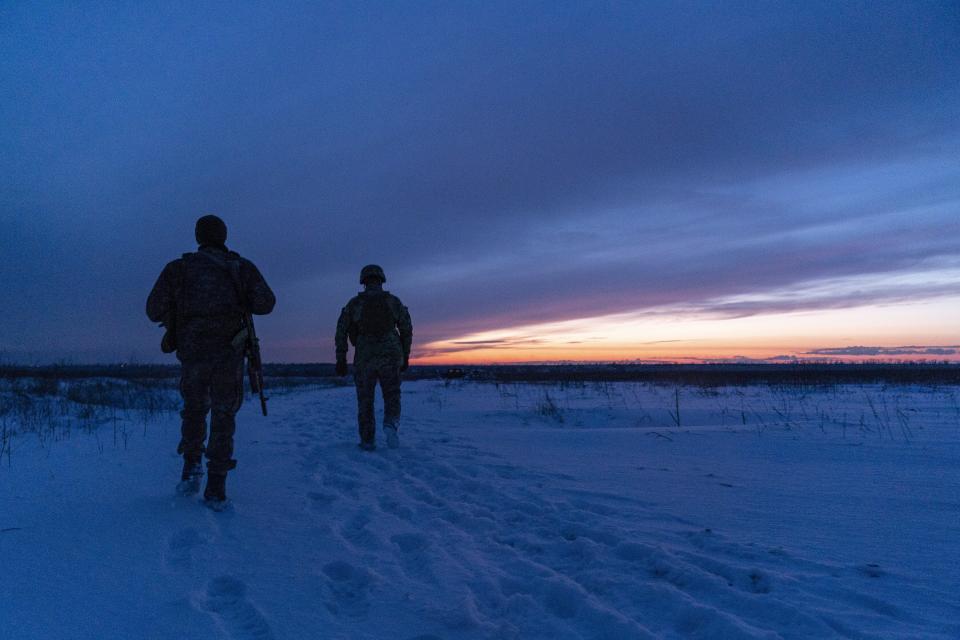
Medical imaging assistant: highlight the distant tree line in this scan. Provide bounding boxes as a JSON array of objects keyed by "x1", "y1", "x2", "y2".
[{"x1": 0, "y1": 362, "x2": 957, "y2": 386}]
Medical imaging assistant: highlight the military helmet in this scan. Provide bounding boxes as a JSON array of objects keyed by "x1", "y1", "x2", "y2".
[{"x1": 359, "y1": 264, "x2": 386, "y2": 284}]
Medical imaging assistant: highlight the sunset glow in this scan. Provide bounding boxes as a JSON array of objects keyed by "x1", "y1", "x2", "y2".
[{"x1": 417, "y1": 292, "x2": 960, "y2": 365}]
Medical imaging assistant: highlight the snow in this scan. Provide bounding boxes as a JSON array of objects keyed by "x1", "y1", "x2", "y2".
[{"x1": 1, "y1": 380, "x2": 959, "y2": 639}]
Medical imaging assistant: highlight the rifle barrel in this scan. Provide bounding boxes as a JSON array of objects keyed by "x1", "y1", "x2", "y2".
[{"x1": 244, "y1": 313, "x2": 268, "y2": 416}]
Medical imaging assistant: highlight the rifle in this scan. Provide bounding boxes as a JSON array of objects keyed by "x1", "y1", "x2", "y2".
[
  {"x1": 218, "y1": 254, "x2": 268, "y2": 417},
  {"x1": 243, "y1": 311, "x2": 268, "y2": 416}
]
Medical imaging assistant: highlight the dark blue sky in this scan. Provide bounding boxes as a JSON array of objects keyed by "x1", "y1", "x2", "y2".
[{"x1": 2, "y1": 1, "x2": 958, "y2": 362}]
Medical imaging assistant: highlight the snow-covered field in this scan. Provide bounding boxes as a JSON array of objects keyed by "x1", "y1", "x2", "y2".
[{"x1": 1, "y1": 380, "x2": 958, "y2": 639}]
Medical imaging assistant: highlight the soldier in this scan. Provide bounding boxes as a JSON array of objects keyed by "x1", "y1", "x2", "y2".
[
  {"x1": 146, "y1": 215, "x2": 275, "y2": 507},
  {"x1": 335, "y1": 265, "x2": 413, "y2": 450}
]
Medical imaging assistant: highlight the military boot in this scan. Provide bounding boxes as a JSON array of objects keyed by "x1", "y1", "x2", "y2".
[
  {"x1": 384, "y1": 425, "x2": 399, "y2": 449},
  {"x1": 176, "y1": 457, "x2": 204, "y2": 496},
  {"x1": 203, "y1": 473, "x2": 230, "y2": 511}
]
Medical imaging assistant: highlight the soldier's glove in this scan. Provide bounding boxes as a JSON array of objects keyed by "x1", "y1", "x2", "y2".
[
  {"x1": 400, "y1": 356, "x2": 409, "y2": 373},
  {"x1": 335, "y1": 359, "x2": 348, "y2": 377}
]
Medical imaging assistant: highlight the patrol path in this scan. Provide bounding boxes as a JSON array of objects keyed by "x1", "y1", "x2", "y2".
[{"x1": 1, "y1": 381, "x2": 958, "y2": 638}]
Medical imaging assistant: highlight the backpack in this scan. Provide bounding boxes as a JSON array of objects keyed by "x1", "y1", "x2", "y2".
[
  {"x1": 159, "y1": 251, "x2": 244, "y2": 353},
  {"x1": 358, "y1": 293, "x2": 395, "y2": 337}
]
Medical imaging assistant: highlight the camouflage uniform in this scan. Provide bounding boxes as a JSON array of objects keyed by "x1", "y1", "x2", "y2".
[
  {"x1": 146, "y1": 245, "x2": 275, "y2": 475},
  {"x1": 335, "y1": 284, "x2": 413, "y2": 445}
]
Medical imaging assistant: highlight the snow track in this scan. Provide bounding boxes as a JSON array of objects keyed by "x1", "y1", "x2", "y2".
[
  {"x1": 1, "y1": 381, "x2": 958, "y2": 639},
  {"x1": 272, "y1": 386, "x2": 957, "y2": 639}
]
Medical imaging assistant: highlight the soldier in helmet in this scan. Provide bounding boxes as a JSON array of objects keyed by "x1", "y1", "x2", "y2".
[
  {"x1": 146, "y1": 215, "x2": 276, "y2": 507},
  {"x1": 335, "y1": 265, "x2": 413, "y2": 450}
]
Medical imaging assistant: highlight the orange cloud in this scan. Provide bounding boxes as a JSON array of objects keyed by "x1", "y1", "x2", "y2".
[{"x1": 414, "y1": 296, "x2": 960, "y2": 364}]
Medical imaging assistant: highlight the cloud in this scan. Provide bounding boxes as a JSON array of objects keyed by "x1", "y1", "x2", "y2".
[
  {"x1": 0, "y1": 2, "x2": 958, "y2": 361},
  {"x1": 805, "y1": 346, "x2": 960, "y2": 357}
]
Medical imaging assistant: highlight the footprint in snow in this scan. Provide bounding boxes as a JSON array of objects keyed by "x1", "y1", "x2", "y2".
[
  {"x1": 392, "y1": 532, "x2": 430, "y2": 553},
  {"x1": 307, "y1": 491, "x2": 337, "y2": 508},
  {"x1": 391, "y1": 533, "x2": 437, "y2": 583},
  {"x1": 323, "y1": 474, "x2": 359, "y2": 497},
  {"x1": 557, "y1": 524, "x2": 621, "y2": 547},
  {"x1": 858, "y1": 563, "x2": 885, "y2": 578},
  {"x1": 322, "y1": 560, "x2": 373, "y2": 619},
  {"x1": 378, "y1": 494, "x2": 415, "y2": 519},
  {"x1": 339, "y1": 513, "x2": 381, "y2": 549},
  {"x1": 166, "y1": 527, "x2": 205, "y2": 570},
  {"x1": 202, "y1": 576, "x2": 274, "y2": 640}
]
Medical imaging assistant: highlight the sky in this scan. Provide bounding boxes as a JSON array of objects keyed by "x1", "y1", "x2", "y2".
[{"x1": 1, "y1": 1, "x2": 958, "y2": 364}]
